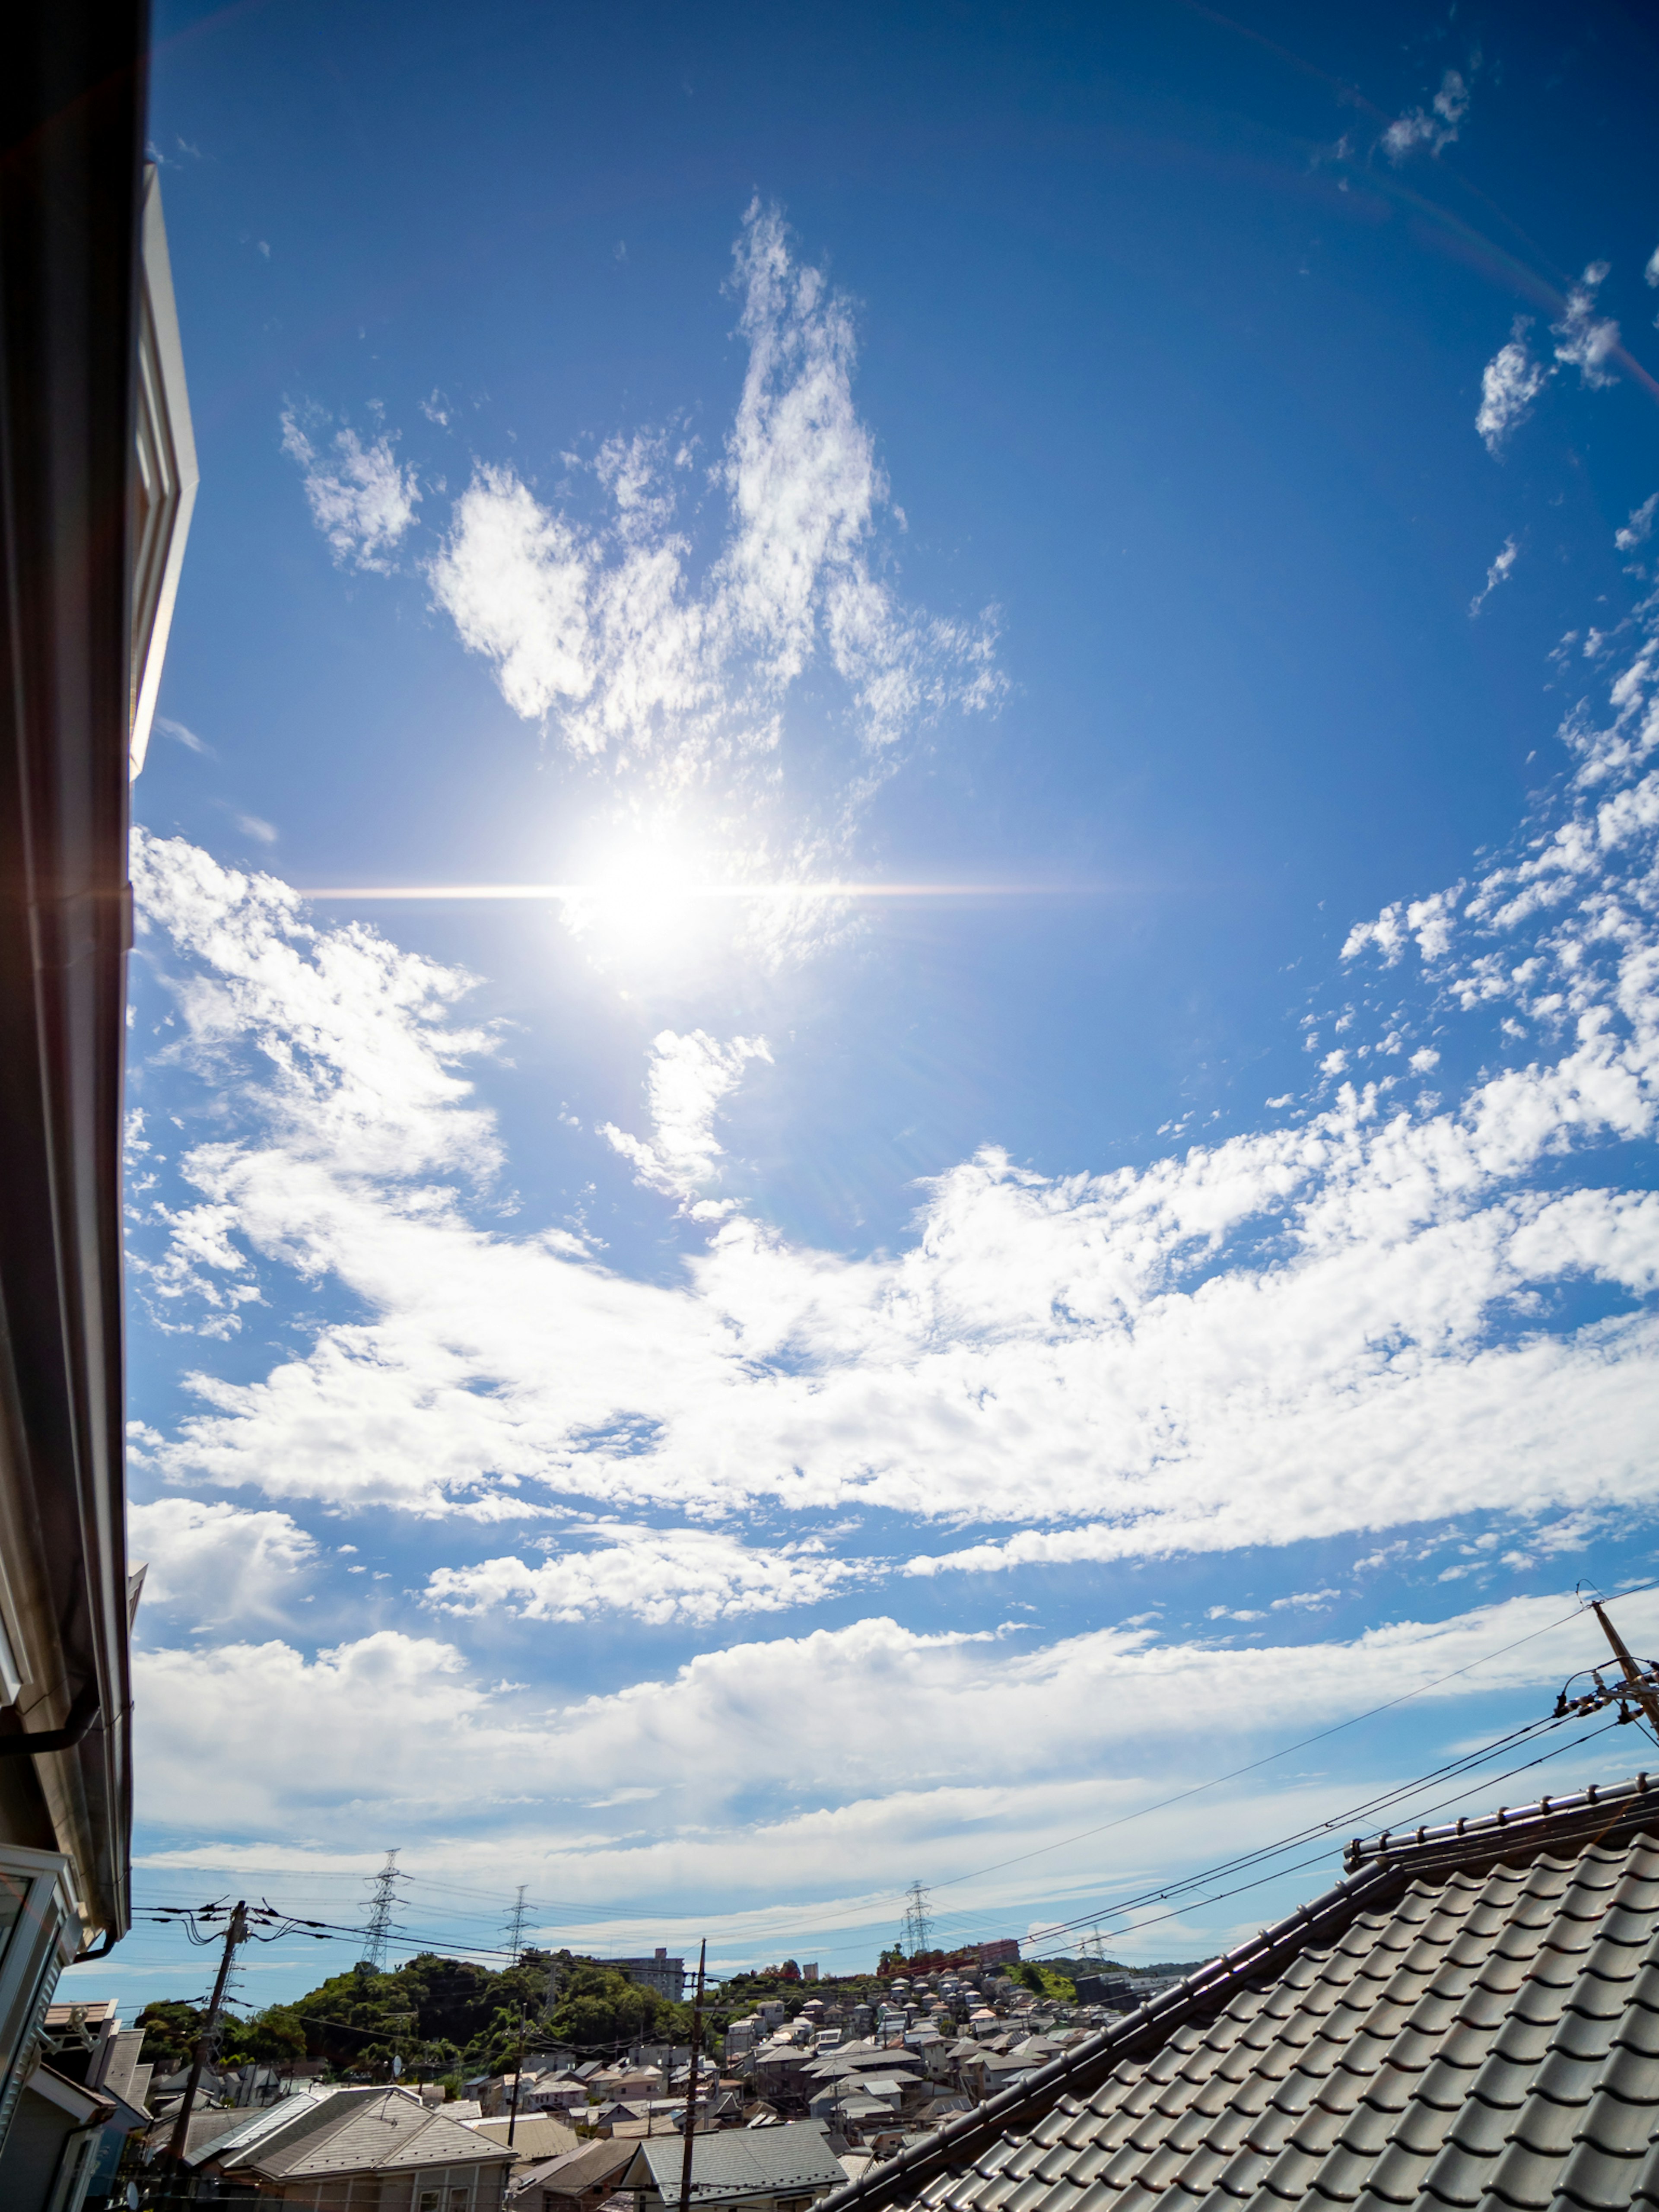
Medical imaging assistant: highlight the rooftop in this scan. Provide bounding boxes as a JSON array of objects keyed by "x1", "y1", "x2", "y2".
[
  {"x1": 626, "y1": 2120, "x2": 850, "y2": 2200},
  {"x1": 815, "y1": 1772, "x2": 1659, "y2": 2212}
]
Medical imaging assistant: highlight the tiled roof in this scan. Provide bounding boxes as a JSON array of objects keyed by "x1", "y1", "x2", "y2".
[{"x1": 817, "y1": 1774, "x2": 1659, "y2": 2212}]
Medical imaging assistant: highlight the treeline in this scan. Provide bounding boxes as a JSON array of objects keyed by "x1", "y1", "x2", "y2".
[{"x1": 137, "y1": 1948, "x2": 701, "y2": 2087}]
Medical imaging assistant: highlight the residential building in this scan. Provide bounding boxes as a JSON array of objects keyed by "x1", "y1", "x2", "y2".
[
  {"x1": 515, "y1": 2136, "x2": 638, "y2": 2212},
  {"x1": 0, "y1": 8, "x2": 196, "y2": 2205},
  {"x1": 467, "y1": 2112, "x2": 578, "y2": 2166},
  {"x1": 972, "y1": 1942, "x2": 1020, "y2": 1969},
  {"x1": 815, "y1": 1774, "x2": 1659, "y2": 2212},
  {"x1": 190, "y1": 2084, "x2": 516, "y2": 2207},
  {"x1": 526, "y1": 2072, "x2": 593, "y2": 2113},
  {"x1": 588, "y1": 1950, "x2": 687, "y2": 2002},
  {"x1": 620, "y1": 2120, "x2": 847, "y2": 2212}
]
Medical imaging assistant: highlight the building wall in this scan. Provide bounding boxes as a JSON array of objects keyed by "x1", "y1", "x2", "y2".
[{"x1": 264, "y1": 2159, "x2": 511, "y2": 2209}]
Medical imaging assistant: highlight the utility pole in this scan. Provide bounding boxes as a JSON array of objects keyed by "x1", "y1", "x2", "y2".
[
  {"x1": 1592, "y1": 1602, "x2": 1659, "y2": 1740},
  {"x1": 677, "y1": 1940, "x2": 707, "y2": 2212},
  {"x1": 507, "y1": 2004, "x2": 527, "y2": 2147},
  {"x1": 168, "y1": 1901, "x2": 249, "y2": 2161}
]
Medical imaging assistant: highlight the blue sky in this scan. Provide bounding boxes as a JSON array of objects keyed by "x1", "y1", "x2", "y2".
[{"x1": 77, "y1": 0, "x2": 1659, "y2": 2009}]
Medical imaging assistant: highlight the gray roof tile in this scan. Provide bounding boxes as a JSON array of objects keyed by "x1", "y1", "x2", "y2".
[
  {"x1": 1554, "y1": 2133, "x2": 1649, "y2": 2209},
  {"x1": 1478, "y1": 2135, "x2": 1563, "y2": 2208},
  {"x1": 815, "y1": 1806, "x2": 1659, "y2": 2212},
  {"x1": 1598, "y1": 2042, "x2": 1659, "y2": 2106}
]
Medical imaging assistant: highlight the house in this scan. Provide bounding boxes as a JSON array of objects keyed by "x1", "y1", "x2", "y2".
[
  {"x1": 620, "y1": 2120, "x2": 847, "y2": 2212},
  {"x1": 513, "y1": 2136, "x2": 637, "y2": 2212},
  {"x1": 528, "y1": 2072, "x2": 593, "y2": 2112},
  {"x1": 752, "y1": 2045, "x2": 818, "y2": 2113},
  {"x1": 814, "y1": 1773, "x2": 1659, "y2": 2212},
  {"x1": 192, "y1": 2084, "x2": 517, "y2": 2207},
  {"x1": 0, "y1": 11, "x2": 197, "y2": 2207},
  {"x1": 26, "y1": 1999, "x2": 151, "y2": 2204},
  {"x1": 468, "y1": 2112, "x2": 579, "y2": 2166}
]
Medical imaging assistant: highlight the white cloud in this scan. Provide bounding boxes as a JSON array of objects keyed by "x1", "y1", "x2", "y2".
[
  {"x1": 1617, "y1": 494, "x2": 1658, "y2": 554},
  {"x1": 125, "y1": 1591, "x2": 1656, "y2": 1943},
  {"x1": 426, "y1": 203, "x2": 1002, "y2": 798},
  {"x1": 1469, "y1": 535, "x2": 1518, "y2": 617},
  {"x1": 427, "y1": 466, "x2": 594, "y2": 722},
  {"x1": 1552, "y1": 263, "x2": 1620, "y2": 390},
  {"x1": 127, "y1": 578, "x2": 1659, "y2": 1568},
  {"x1": 1475, "y1": 324, "x2": 1547, "y2": 453},
  {"x1": 128, "y1": 1497, "x2": 318, "y2": 1625},
  {"x1": 1382, "y1": 70, "x2": 1470, "y2": 163},
  {"x1": 1647, "y1": 245, "x2": 1659, "y2": 290},
  {"x1": 600, "y1": 1029, "x2": 771, "y2": 1212},
  {"x1": 425, "y1": 1522, "x2": 864, "y2": 1626},
  {"x1": 281, "y1": 409, "x2": 421, "y2": 572},
  {"x1": 155, "y1": 715, "x2": 210, "y2": 756}
]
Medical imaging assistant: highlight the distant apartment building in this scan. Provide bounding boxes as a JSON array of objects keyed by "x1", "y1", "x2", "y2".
[
  {"x1": 975, "y1": 1939, "x2": 1021, "y2": 1967},
  {"x1": 589, "y1": 1948, "x2": 686, "y2": 2001}
]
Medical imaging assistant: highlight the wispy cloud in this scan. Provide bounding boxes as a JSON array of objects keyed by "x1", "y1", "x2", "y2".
[
  {"x1": 1382, "y1": 70, "x2": 1470, "y2": 163},
  {"x1": 426, "y1": 202, "x2": 1003, "y2": 796},
  {"x1": 1469, "y1": 534, "x2": 1519, "y2": 617},
  {"x1": 155, "y1": 715, "x2": 211, "y2": 756},
  {"x1": 281, "y1": 408, "x2": 421, "y2": 572},
  {"x1": 1551, "y1": 262, "x2": 1620, "y2": 389},
  {"x1": 600, "y1": 1029, "x2": 771, "y2": 1214},
  {"x1": 123, "y1": 1591, "x2": 1656, "y2": 1926},
  {"x1": 425, "y1": 1522, "x2": 863, "y2": 1626},
  {"x1": 126, "y1": 578, "x2": 1659, "y2": 1573},
  {"x1": 1476, "y1": 321, "x2": 1548, "y2": 453},
  {"x1": 1618, "y1": 495, "x2": 1659, "y2": 556}
]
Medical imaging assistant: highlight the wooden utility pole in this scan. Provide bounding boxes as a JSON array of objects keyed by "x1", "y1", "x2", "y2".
[
  {"x1": 168, "y1": 1901, "x2": 249, "y2": 2161},
  {"x1": 1592, "y1": 1602, "x2": 1659, "y2": 1739},
  {"x1": 677, "y1": 1941, "x2": 708, "y2": 2212}
]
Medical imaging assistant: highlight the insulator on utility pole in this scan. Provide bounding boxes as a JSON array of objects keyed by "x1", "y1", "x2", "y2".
[
  {"x1": 1592, "y1": 1602, "x2": 1659, "y2": 1742},
  {"x1": 168, "y1": 1900, "x2": 249, "y2": 2161}
]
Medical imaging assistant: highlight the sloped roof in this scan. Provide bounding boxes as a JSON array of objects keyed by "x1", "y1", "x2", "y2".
[
  {"x1": 518, "y1": 2136, "x2": 639, "y2": 2193},
  {"x1": 469, "y1": 2111, "x2": 580, "y2": 2161},
  {"x1": 176, "y1": 2087, "x2": 327, "y2": 2168},
  {"x1": 213, "y1": 2085, "x2": 516, "y2": 2179},
  {"x1": 626, "y1": 2118, "x2": 849, "y2": 2199},
  {"x1": 817, "y1": 1772, "x2": 1659, "y2": 2212}
]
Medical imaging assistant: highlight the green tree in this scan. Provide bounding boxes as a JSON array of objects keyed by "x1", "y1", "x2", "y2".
[
  {"x1": 542, "y1": 1955, "x2": 690, "y2": 2057},
  {"x1": 135, "y1": 2001, "x2": 204, "y2": 2076}
]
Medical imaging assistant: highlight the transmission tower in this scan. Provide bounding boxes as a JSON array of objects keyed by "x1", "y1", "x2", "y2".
[
  {"x1": 360, "y1": 1850, "x2": 404, "y2": 1972},
  {"x1": 504, "y1": 1884, "x2": 530, "y2": 1966},
  {"x1": 898, "y1": 1880, "x2": 933, "y2": 1959}
]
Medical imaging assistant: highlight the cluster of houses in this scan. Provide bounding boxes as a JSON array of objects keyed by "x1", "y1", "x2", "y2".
[{"x1": 75, "y1": 1957, "x2": 1180, "y2": 2207}]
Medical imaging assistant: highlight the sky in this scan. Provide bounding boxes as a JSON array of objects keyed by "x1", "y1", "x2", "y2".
[{"x1": 75, "y1": 0, "x2": 1659, "y2": 2013}]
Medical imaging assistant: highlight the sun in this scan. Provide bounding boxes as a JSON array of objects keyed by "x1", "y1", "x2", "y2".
[{"x1": 577, "y1": 833, "x2": 710, "y2": 954}]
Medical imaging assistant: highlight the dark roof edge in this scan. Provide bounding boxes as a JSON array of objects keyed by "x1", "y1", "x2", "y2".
[
  {"x1": 811, "y1": 1856, "x2": 1408, "y2": 2212},
  {"x1": 1342, "y1": 1768, "x2": 1658, "y2": 1876}
]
